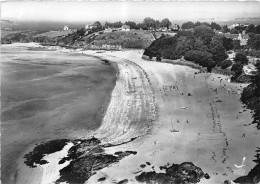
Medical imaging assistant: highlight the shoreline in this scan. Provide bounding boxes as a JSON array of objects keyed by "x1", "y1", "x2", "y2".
[
  {"x1": 84, "y1": 50, "x2": 259, "y2": 183},
  {"x1": 1, "y1": 43, "x2": 118, "y2": 184},
  {"x1": 3, "y1": 43, "x2": 259, "y2": 184}
]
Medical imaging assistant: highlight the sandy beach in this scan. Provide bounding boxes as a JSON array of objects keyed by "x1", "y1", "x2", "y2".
[
  {"x1": 83, "y1": 49, "x2": 259, "y2": 183},
  {"x1": 2, "y1": 44, "x2": 259, "y2": 184}
]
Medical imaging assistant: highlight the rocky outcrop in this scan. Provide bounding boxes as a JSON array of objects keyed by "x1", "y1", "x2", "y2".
[
  {"x1": 136, "y1": 162, "x2": 208, "y2": 184},
  {"x1": 24, "y1": 138, "x2": 137, "y2": 184}
]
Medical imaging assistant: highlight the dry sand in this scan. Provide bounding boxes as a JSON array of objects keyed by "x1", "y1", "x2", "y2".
[
  {"x1": 83, "y1": 50, "x2": 259, "y2": 184},
  {"x1": 6, "y1": 44, "x2": 259, "y2": 184}
]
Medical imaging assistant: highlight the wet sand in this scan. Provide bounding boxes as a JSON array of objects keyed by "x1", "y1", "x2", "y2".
[{"x1": 1, "y1": 44, "x2": 117, "y2": 184}]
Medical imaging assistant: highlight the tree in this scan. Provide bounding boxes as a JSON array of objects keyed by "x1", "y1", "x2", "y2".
[
  {"x1": 105, "y1": 21, "x2": 123, "y2": 28},
  {"x1": 222, "y1": 25, "x2": 230, "y2": 33},
  {"x1": 231, "y1": 62, "x2": 243, "y2": 76},
  {"x1": 246, "y1": 24, "x2": 256, "y2": 33},
  {"x1": 230, "y1": 29, "x2": 239, "y2": 34},
  {"x1": 234, "y1": 52, "x2": 248, "y2": 65},
  {"x1": 76, "y1": 28, "x2": 86, "y2": 37},
  {"x1": 219, "y1": 59, "x2": 232, "y2": 69},
  {"x1": 256, "y1": 25, "x2": 260, "y2": 34},
  {"x1": 207, "y1": 59, "x2": 216, "y2": 72},
  {"x1": 209, "y1": 36, "x2": 228, "y2": 64},
  {"x1": 233, "y1": 40, "x2": 241, "y2": 49},
  {"x1": 194, "y1": 21, "x2": 210, "y2": 28},
  {"x1": 194, "y1": 38, "x2": 207, "y2": 51},
  {"x1": 104, "y1": 22, "x2": 109, "y2": 28},
  {"x1": 247, "y1": 34, "x2": 260, "y2": 50},
  {"x1": 184, "y1": 50, "x2": 215, "y2": 70},
  {"x1": 143, "y1": 17, "x2": 156, "y2": 29},
  {"x1": 175, "y1": 36, "x2": 193, "y2": 56},
  {"x1": 251, "y1": 61, "x2": 260, "y2": 96},
  {"x1": 161, "y1": 18, "x2": 171, "y2": 29},
  {"x1": 181, "y1": 21, "x2": 195, "y2": 29},
  {"x1": 194, "y1": 25, "x2": 214, "y2": 45},
  {"x1": 211, "y1": 22, "x2": 221, "y2": 30},
  {"x1": 115, "y1": 21, "x2": 123, "y2": 28},
  {"x1": 125, "y1": 21, "x2": 137, "y2": 29},
  {"x1": 222, "y1": 37, "x2": 234, "y2": 51},
  {"x1": 155, "y1": 20, "x2": 161, "y2": 28},
  {"x1": 156, "y1": 54, "x2": 162, "y2": 61},
  {"x1": 93, "y1": 21, "x2": 102, "y2": 29}
]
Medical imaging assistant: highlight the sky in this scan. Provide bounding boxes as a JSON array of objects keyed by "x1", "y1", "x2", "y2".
[{"x1": 2, "y1": 1, "x2": 260, "y2": 23}]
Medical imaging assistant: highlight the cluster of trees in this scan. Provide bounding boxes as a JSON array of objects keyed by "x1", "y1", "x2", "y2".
[
  {"x1": 230, "y1": 52, "x2": 248, "y2": 78},
  {"x1": 241, "y1": 60, "x2": 260, "y2": 128},
  {"x1": 104, "y1": 17, "x2": 173, "y2": 30},
  {"x1": 104, "y1": 21, "x2": 124, "y2": 28},
  {"x1": 230, "y1": 24, "x2": 260, "y2": 34},
  {"x1": 247, "y1": 34, "x2": 260, "y2": 50},
  {"x1": 144, "y1": 25, "x2": 234, "y2": 72},
  {"x1": 181, "y1": 21, "x2": 260, "y2": 35},
  {"x1": 181, "y1": 21, "x2": 221, "y2": 30}
]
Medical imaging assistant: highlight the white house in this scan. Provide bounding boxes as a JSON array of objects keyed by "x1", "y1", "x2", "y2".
[
  {"x1": 104, "y1": 28, "x2": 113, "y2": 33},
  {"x1": 237, "y1": 33, "x2": 249, "y2": 46},
  {"x1": 121, "y1": 25, "x2": 130, "y2": 31},
  {"x1": 85, "y1": 24, "x2": 98, "y2": 30},
  {"x1": 243, "y1": 64, "x2": 257, "y2": 75},
  {"x1": 171, "y1": 24, "x2": 180, "y2": 31},
  {"x1": 228, "y1": 23, "x2": 240, "y2": 30},
  {"x1": 218, "y1": 32, "x2": 249, "y2": 46},
  {"x1": 63, "y1": 25, "x2": 69, "y2": 31}
]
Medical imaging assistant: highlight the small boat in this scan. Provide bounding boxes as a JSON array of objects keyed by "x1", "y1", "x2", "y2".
[{"x1": 170, "y1": 117, "x2": 179, "y2": 132}]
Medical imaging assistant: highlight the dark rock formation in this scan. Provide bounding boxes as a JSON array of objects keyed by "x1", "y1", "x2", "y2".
[
  {"x1": 55, "y1": 138, "x2": 136, "y2": 184},
  {"x1": 24, "y1": 139, "x2": 69, "y2": 167},
  {"x1": 24, "y1": 137, "x2": 137, "y2": 184},
  {"x1": 117, "y1": 179, "x2": 129, "y2": 184},
  {"x1": 233, "y1": 164, "x2": 260, "y2": 184},
  {"x1": 136, "y1": 162, "x2": 207, "y2": 184}
]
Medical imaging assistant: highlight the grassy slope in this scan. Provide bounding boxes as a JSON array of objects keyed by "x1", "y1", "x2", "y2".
[
  {"x1": 33, "y1": 30, "x2": 74, "y2": 38},
  {"x1": 87, "y1": 30, "x2": 155, "y2": 49},
  {"x1": 2, "y1": 29, "x2": 155, "y2": 49}
]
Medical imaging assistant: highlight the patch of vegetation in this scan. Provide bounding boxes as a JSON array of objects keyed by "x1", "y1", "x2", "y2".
[
  {"x1": 241, "y1": 61, "x2": 260, "y2": 129},
  {"x1": 219, "y1": 59, "x2": 232, "y2": 69},
  {"x1": 144, "y1": 25, "x2": 230, "y2": 72},
  {"x1": 234, "y1": 52, "x2": 249, "y2": 65},
  {"x1": 1, "y1": 32, "x2": 32, "y2": 44},
  {"x1": 91, "y1": 30, "x2": 154, "y2": 49}
]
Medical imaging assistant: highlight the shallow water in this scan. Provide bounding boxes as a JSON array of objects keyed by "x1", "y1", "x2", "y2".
[{"x1": 1, "y1": 45, "x2": 117, "y2": 184}]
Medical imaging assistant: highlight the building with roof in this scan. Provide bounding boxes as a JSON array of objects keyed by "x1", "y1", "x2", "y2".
[
  {"x1": 121, "y1": 25, "x2": 130, "y2": 31},
  {"x1": 63, "y1": 25, "x2": 69, "y2": 31},
  {"x1": 171, "y1": 24, "x2": 180, "y2": 31},
  {"x1": 218, "y1": 32, "x2": 249, "y2": 46},
  {"x1": 85, "y1": 24, "x2": 98, "y2": 30}
]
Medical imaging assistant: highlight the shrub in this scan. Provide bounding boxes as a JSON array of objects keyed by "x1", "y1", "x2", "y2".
[
  {"x1": 161, "y1": 48, "x2": 180, "y2": 60},
  {"x1": 184, "y1": 50, "x2": 216, "y2": 71},
  {"x1": 248, "y1": 49, "x2": 260, "y2": 58},
  {"x1": 234, "y1": 52, "x2": 248, "y2": 65},
  {"x1": 219, "y1": 59, "x2": 232, "y2": 69},
  {"x1": 231, "y1": 62, "x2": 243, "y2": 75},
  {"x1": 156, "y1": 55, "x2": 162, "y2": 61}
]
